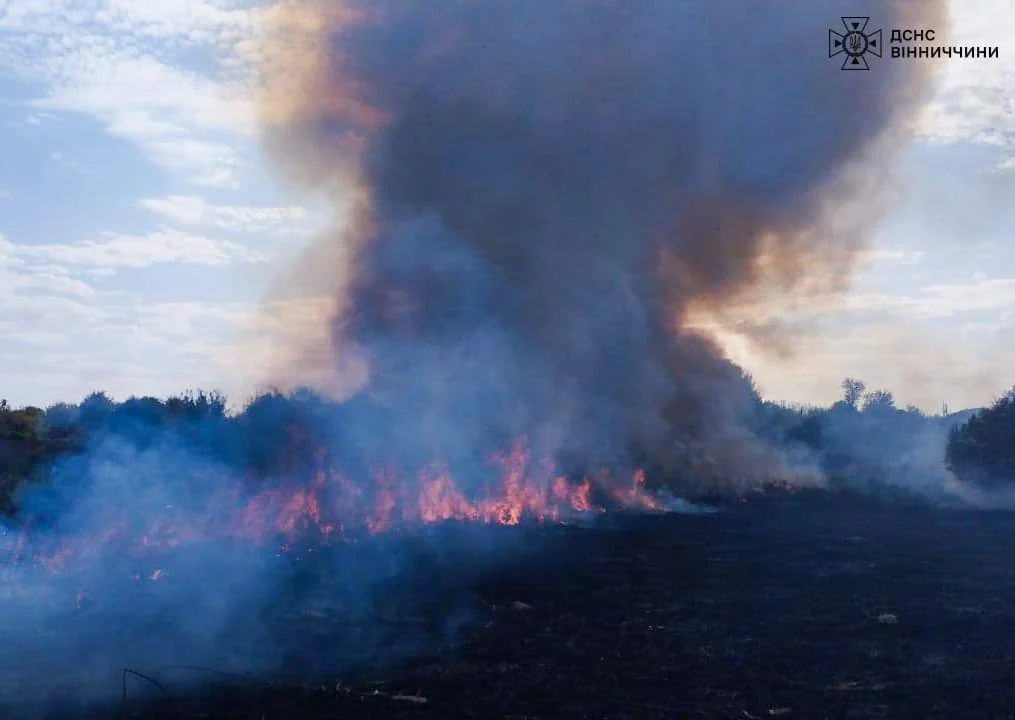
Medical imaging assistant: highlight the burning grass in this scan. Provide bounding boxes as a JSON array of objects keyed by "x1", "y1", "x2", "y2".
[{"x1": 2, "y1": 441, "x2": 675, "y2": 577}]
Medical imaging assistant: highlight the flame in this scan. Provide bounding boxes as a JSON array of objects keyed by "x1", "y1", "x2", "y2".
[
  {"x1": 4, "y1": 439, "x2": 668, "y2": 576},
  {"x1": 609, "y1": 469, "x2": 662, "y2": 511}
]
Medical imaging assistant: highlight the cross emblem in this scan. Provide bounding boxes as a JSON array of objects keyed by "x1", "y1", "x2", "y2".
[{"x1": 829, "y1": 16, "x2": 882, "y2": 70}]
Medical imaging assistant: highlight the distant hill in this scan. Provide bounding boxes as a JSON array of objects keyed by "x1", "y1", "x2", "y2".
[{"x1": 941, "y1": 408, "x2": 983, "y2": 427}]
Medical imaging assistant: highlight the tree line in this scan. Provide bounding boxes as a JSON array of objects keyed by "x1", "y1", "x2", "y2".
[{"x1": 0, "y1": 378, "x2": 1012, "y2": 515}]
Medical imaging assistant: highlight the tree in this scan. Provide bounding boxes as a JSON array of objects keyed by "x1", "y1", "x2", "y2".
[
  {"x1": 79, "y1": 391, "x2": 114, "y2": 429},
  {"x1": 841, "y1": 378, "x2": 865, "y2": 410},
  {"x1": 862, "y1": 389, "x2": 896, "y2": 414},
  {"x1": 947, "y1": 387, "x2": 1015, "y2": 486},
  {"x1": 165, "y1": 390, "x2": 227, "y2": 421}
]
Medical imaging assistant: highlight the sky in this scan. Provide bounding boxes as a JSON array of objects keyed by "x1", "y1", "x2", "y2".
[{"x1": 0, "y1": 0, "x2": 1012, "y2": 413}]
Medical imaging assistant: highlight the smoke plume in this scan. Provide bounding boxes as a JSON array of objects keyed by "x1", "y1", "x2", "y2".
[{"x1": 258, "y1": 0, "x2": 947, "y2": 486}]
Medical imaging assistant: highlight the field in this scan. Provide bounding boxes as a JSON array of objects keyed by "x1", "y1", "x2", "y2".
[{"x1": 16, "y1": 491, "x2": 1015, "y2": 720}]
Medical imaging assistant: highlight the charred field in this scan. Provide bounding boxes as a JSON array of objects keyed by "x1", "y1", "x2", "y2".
[{"x1": 14, "y1": 490, "x2": 1015, "y2": 720}]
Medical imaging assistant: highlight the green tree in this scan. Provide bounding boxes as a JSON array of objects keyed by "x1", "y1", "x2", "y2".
[{"x1": 947, "y1": 388, "x2": 1015, "y2": 486}]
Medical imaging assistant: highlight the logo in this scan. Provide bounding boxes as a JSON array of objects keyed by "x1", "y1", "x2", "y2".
[{"x1": 829, "y1": 17, "x2": 882, "y2": 70}]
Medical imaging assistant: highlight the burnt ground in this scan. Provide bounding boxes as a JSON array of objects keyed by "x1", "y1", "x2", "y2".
[{"x1": 20, "y1": 491, "x2": 1015, "y2": 719}]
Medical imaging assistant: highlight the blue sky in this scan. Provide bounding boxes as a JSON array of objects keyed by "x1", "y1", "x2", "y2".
[{"x1": 0, "y1": 0, "x2": 1012, "y2": 412}]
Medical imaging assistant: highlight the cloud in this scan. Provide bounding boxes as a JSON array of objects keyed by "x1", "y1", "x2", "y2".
[
  {"x1": 917, "y1": 0, "x2": 1015, "y2": 166},
  {"x1": 33, "y1": 52, "x2": 254, "y2": 187},
  {"x1": 886, "y1": 277, "x2": 1015, "y2": 318},
  {"x1": 140, "y1": 194, "x2": 320, "y2": 236},
  {"x1": 0, "y1": 232, "x2": 268, "y2": 405},
  {"x1": 0, "y1": 295, "x2": 262, "y2": 407},
  {"x1": 0, "y1": 0, "x2": 262, "y2": 187},
  {"x1": 192, "y1": 168, "x2": 243, "y2": 190},
  {"x1": 0, "y1": 224, "x2": 276, "y2": 407},
  {"x1": 0, "y1": 234, "x2": 100, "y2": 298},
  {"x1": 690, "y1": 268, "x2": 1015, "y2": 412},
  {"x1": 694, "y1": 269, "x2": 1015, "y2": 334},
  {"x1": 24, "y1": 111, "x2": 55, "y2": 126},
  {"x1": 858, "y1": 248, "x2": 926, "y2": 266},
  {"x1": 0, "y1": 273, "x2": 335, "y2": 408},
  {"x1": 7, "y1": 227, "x2": 268, "y2": 270}
]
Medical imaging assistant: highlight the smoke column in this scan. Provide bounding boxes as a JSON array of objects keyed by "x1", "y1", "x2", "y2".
[{"x1": 259, "y1": 0, "x2": 947, "y2": 485}]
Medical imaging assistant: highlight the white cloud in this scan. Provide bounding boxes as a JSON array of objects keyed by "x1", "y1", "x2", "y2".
[
  {"x1": 191, "y1": 168, "x2": 243, "y2": 190},
  {"x1": 918, "y1": 1, "x2": 1015, "y2": 165},
  {"x1": 0, "y1": 234, "x2": 100, "y2": 298},
  {"x1": 140, "y1": 193, "x2": 320, "y2": 236},
  {"x1": 2, "y1": 223, "x2": 345, "y2": 405},
  {"x1": 894, "y1": 277, "x2": 1015, "y2": 318},
  {"x1": 0, "y1": 0, "x2": 263, "y2": 187},
  {"x1": 8, "y1": 227, "x2": 268, "y2": 270},
  {"x1": 24, "y1": 111, "x2": 55, "y2": 125},
  {"x1": 823, "y1": 277, "x2": 1015, "y2": 322},
  {"x1": 694, "y1": 270, "x2": 1015, "y2": 335},
  {"x1": 0, "y1": 295, "x2": 263, "y2": 407},
  {"x1": 0, "y1": 229, "x2": 272, "y2": 405},
  {"x1": 0, "y1": 271, "x2": 339, "y2": 407},
  {"x1": 32, "y1": 51, "x2": 255, "y2": 185},
  {"x1": 857, "y1": 247, "x2": 925, "y2": 266}
]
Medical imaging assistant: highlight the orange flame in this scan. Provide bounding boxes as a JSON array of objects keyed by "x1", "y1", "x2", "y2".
[{"x1": 6, "y1": 439, "x2": 666, "y2": 574}]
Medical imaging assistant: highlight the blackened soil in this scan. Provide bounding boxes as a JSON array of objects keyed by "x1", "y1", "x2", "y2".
[{"x1": 33, "y1": 493, "x2": 1015, "y2": 719}]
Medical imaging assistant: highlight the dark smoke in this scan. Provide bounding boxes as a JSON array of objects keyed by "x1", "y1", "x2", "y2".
[{"x1": 259, "y1": 0, "x2": 948, "y2": 485}]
